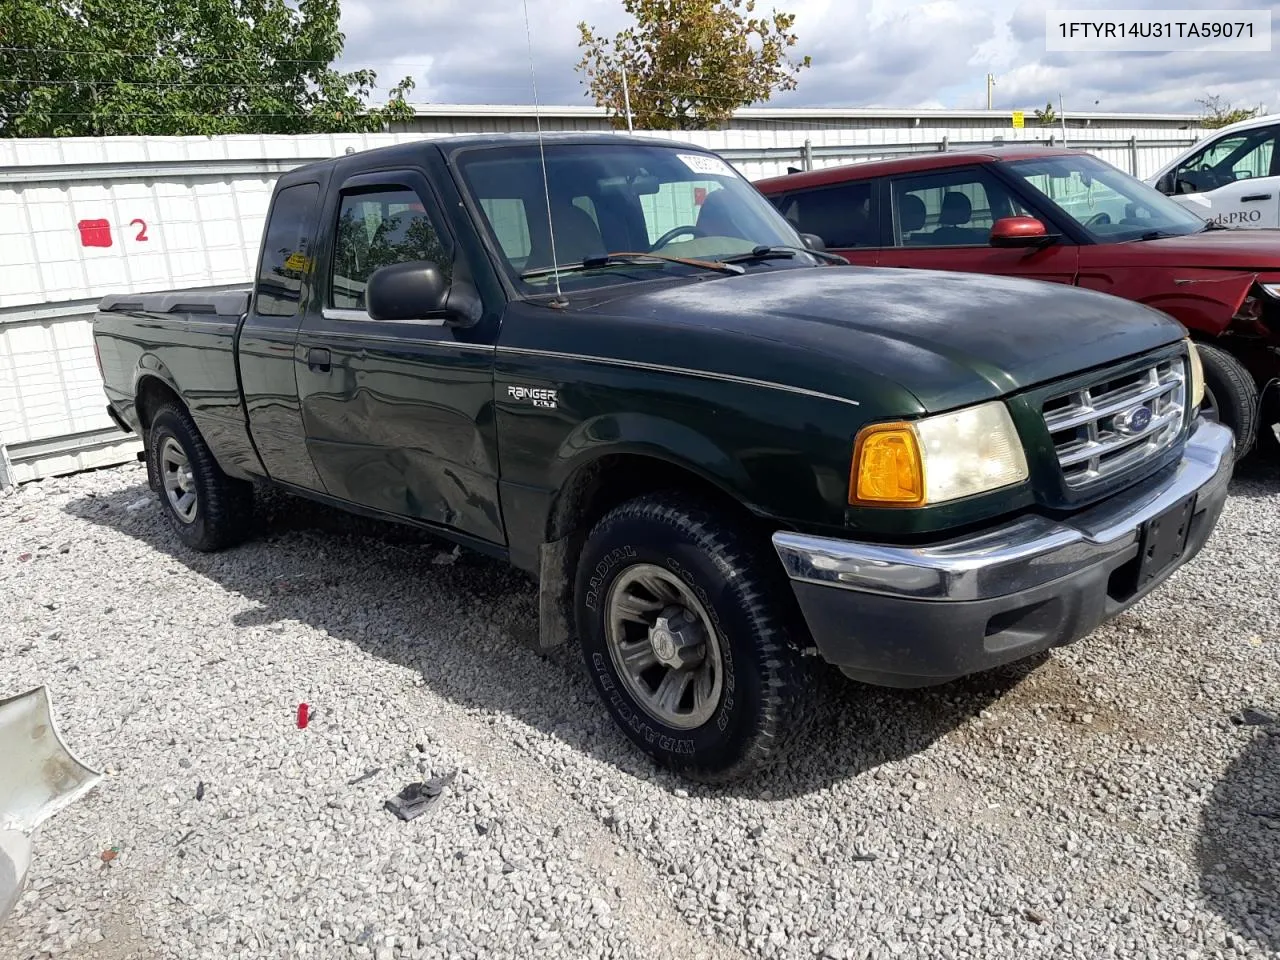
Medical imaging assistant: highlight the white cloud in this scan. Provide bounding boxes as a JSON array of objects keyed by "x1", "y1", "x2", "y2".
[{"x1": 336, "y1": 0, "x2": 1280, "y2": 114}]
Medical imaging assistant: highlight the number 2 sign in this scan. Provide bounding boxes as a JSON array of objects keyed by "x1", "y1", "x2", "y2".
[{"x1": 75, "y1": 217, "x2": 150, "y2": 248}]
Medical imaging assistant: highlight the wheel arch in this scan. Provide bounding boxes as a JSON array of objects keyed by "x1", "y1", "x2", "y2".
[
  {"x1": 133, "y1": 368, "x2": 187, "y2": 431},
  {"x1": 542, "y1": 413, "x2": 774, "y2": 546}
]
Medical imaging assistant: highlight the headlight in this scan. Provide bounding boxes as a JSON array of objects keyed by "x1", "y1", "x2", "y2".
[
  {"x1": 849, "y1": 401, "x2": 1029, "y2": 507},
  {"x1": 1260, "y1": 283, "x2": 1280, "y2": 299},
  {"x1": 1185, "y1": 338, "x2": 1206, "y2": 410}
]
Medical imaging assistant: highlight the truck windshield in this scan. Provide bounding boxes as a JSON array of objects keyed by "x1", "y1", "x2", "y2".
[
  {"x1": 456, "y1": 142, "x2": 810, "y2": 293},
  {"x1": 1003, "y1": 154, "x2": 1207, "y2": 243}
]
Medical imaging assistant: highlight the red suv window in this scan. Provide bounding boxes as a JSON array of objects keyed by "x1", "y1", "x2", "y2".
[{"x1": 767, "y1": 180, "x2": 879, "y2": 248}]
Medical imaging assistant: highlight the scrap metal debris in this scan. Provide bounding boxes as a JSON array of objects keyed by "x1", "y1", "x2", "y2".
[
  {"x1": 1230, "y1": 707, "x2": 1276, "y2": 726},
  {"x1": 1, "y1": 686, "x2": 103, "y2": 923},
  {"x1": 384, "y1": 771, "x2": 457, "y2": 822},
  {"x1": 432, "y1": 545, "x2": 461, "y2": 566},
  {"x1": 347, "y1": 767, "x2": 382, "y2": 786}
]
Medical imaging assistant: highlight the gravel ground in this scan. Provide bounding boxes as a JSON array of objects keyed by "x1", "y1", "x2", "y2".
[{"x1": 2, "y1": 457, "x2": 1279, "y2": 960}]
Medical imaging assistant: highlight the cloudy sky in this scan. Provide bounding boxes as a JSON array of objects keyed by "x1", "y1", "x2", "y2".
[{"x1": 337, "y1": 0, "x2": 1278, "y2": 116}]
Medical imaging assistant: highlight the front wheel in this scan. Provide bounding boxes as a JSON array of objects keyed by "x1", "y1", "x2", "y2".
[
  {"x1": 574, "y1": 493, "x2": 809, "y2": 783},
  {"x1": 1196, "y1": 342, "x2": 1258, "y2": 461}
]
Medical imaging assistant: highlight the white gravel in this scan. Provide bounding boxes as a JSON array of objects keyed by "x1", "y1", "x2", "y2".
[{"x1": 2, "y1": 458, "x2": 1279, "y2": 960}]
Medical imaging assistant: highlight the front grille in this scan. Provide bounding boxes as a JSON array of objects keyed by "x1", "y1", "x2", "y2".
[{"x1": 1041, "y1": 355, "x2": 1186, "y2": 488}]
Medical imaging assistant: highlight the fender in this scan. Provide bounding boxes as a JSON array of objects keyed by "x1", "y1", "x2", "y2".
[
  {"x1": 528, "y1": 412, "x2": 766, "y2": 657},
  {"x1": 1141, "y1": 272, "x2": 1257, "y2": 337},
  {"x1": 549, "y1": 411, "x2": 765, "y2": 516}
]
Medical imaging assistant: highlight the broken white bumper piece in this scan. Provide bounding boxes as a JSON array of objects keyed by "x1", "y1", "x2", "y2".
[{"x1": 0, "y1": 686, "x2": 102, "y2": 925}]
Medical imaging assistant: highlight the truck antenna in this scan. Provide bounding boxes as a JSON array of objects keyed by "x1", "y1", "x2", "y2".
[{"x1": 521, "y1": 0, "x2": 566, "y2": 305}]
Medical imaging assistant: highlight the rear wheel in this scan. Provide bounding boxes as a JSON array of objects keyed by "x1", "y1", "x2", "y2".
[
  {"x1": 574, "y1": 492, "x2": 809, "y2": 783},
  {"x1": 147, "y1": 403, "x2": 254, "y2": 551},
  {"x1": 1196, "y1": 342, "x2": 1258, "y2": 460}
]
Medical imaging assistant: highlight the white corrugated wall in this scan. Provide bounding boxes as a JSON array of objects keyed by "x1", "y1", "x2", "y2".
[{"x1": 0, "y1": 116, "x2": 1204, "y2": 486}]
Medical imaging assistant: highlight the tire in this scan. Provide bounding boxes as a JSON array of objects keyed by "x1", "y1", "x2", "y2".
[
  {"x1": 147, "y1": 403, "x2": 254, "y2": 552},
  {"x1": 574, "y1": 492, "x2": 809, "y2": 783},
  {"x1": 1196, "y1": 341, "x2": 1259, "y2": 460},
  {"x1": 1257, "y1": 381, "x2": 1280, "y2": 461}
]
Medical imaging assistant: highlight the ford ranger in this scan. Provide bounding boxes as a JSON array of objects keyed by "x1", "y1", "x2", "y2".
[{"x1": 93, "y1": 133, "x2": 1233, "y2": 782}]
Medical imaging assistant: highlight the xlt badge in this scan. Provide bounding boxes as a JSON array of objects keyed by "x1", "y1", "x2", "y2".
[{"x1": 507, "y1": 384, "x2": 558, "y2": 409}]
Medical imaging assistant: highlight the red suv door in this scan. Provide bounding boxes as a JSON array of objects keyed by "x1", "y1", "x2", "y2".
[{"x1": 876, "y1": 165, "x2": 1079, "y2": 285}]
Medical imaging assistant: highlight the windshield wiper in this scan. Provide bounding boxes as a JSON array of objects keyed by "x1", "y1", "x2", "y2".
[
  {"x1": 1200, "y1": 220, "x2": 1231, "y2": 232},
  {"x1": 721, "y1": 244, "x2": 849, "y2": 266},
  {"x1": 521, "y1": 251, "x2": 744, "y2": 280}
]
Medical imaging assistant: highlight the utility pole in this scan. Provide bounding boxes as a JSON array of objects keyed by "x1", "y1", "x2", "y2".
[
  {"x1": 621, "y1": 64, "x2": 634, "y2": 132},
  {"x1": 986, "y1": 73, "x2": 995, "y2": 110},
  {"x1": 1059, "y1": 93, "x2": 1068, "y2": 147}
]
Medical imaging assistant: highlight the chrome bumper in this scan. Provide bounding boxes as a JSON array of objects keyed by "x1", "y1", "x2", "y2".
[{"x1": 773, "y1": 418, "x2": 1234, "y2": 603}]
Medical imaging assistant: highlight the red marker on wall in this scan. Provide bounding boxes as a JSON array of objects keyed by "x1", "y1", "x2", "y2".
[{"x1": 297, "y1": 703, "x2": 310, "y2": 729}]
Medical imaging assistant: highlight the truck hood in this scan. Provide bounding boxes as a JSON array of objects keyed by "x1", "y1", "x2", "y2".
[
  {"x1": 582, "y1": 266, "x2": 1185, "y2": 413},
  {"x1": 1108, "y1": 229, "x2": 1280, "y2": 270}
]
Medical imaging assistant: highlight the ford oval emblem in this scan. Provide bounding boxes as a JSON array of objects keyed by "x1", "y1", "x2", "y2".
[{"x1": 1114, "y1": 405, "x2": 1153, "y2": 436}]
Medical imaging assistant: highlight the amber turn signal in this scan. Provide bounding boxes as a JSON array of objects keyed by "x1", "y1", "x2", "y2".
[{"x1": 849, "y1": 422, "x2": 925, "y2": 506}]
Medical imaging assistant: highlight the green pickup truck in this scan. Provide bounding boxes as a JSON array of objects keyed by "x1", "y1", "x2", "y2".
[{"x1": 93, "y1": 133, "x2": 1233, "y2": 782}]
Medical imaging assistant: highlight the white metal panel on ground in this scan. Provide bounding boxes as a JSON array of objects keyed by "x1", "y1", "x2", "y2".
[{"x1": 0, "y1": 113, "x2": 1207, "y2": 486}]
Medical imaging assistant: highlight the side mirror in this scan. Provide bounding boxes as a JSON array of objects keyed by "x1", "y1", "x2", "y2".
[
  {"x1": 799, "y1": 232, "x2": 828, "y2": 252},
  {"x1": 990, "y1": 216, "x2": 1061, "y2": 249},
  {"x1": 366, "y1": 260, "x2": 473, "y2": 325},
  {"x1": 1154, "y1": 172, "x2": 1174, "y2": 194}
]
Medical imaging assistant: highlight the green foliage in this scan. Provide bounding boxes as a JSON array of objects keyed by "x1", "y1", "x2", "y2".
[
  {"x1": 577, "y1": 0, "x2": 811, "y2": 131},
  {"x1": 1197, "y1": 94, "x2": 1263, "y2": 130},
  {"x1": 0, "y1": 0, "x2": 416, "y2": 137},
  {"x1": 1033, "y1": 101, "x2": 1057, "y2": 126}
]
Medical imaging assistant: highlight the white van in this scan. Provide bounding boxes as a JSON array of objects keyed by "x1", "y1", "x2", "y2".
[{"x1": 1148, "y1": 113, "x2": 1280, "y2": 228}]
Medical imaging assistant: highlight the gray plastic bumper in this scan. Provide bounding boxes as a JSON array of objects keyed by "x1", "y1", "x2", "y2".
[{"x1": 772, "y1": 419, "x2": 1234, "y2": 687}]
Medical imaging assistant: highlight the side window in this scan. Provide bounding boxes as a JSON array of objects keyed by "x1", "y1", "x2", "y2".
[
  {"x1": 775, "y1": 181, "x2": 878, "y2": 248},
  {"x1": 1174, "y1": 128, "x2": 1279, "y2": 194},
  {"x1": 1019, "y1": 169, "x2": 1129, "y2": 227},
  {"x1": 331, "y1": 187, "x2": 448, "y2": 311},
  {"x1": 254, "y1": 182, "x2": 320, "y2": 318},
  {"x1": 890, "y1": 169, "x2": 1029, "y2": 247},
  {"x1": 478, "y1": 197, "x2": 533, "y2": 264}
]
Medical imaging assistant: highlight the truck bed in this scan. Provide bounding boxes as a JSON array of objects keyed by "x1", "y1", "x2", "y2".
[{"x1": 94, "y1": 286, "x2": 262, "y2": 479}]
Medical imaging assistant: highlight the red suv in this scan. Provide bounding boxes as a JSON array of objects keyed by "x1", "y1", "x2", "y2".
[{"x1": 755, "y1": 147, "x2": 1280, "y2": 458}]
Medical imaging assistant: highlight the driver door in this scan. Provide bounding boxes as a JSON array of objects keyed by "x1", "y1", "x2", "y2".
[
  {"x1": 293, "y1": 170, "x2": 504, "y2": 546},
  {"x1": 1163, "y1": 124, "x2": 1280, "y2": 228}
]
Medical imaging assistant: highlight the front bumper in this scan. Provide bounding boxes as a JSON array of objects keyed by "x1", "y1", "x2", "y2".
[{"x1": 772, "y1": 418, "x2": 1235, "y2": 688}]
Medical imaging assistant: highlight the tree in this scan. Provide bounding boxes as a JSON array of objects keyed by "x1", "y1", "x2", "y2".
[
  {"x1": 1197, "y1": 94, "x2": 1264, "y2": 130},
  {"x1": 1033, "y1": 101, "x2": 1057, "y2": 126},
  {"x1": 0, "y1": 0, "x2": 416, "y2": 137},
  {"x1": 577, "y1": 0, "x2": 811, "y2": 131}
]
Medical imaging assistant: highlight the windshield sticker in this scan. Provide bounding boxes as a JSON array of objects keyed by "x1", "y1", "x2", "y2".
[{"x1": 676, "y1": 154, "x2": 736, "y2": 178}]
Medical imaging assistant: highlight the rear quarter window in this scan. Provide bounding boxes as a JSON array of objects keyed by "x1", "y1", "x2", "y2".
[
  {"x1": 769, "y1": 180, "x2": 878, "y2": 248},
  {"x1": 254, "y1": 182, "x2": 320, "y2": 318}
]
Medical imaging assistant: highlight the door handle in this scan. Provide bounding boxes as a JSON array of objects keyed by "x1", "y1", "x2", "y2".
[
  {"x1": 307, "y1": 347, "x2": 331, "y2": 372},
  {"x1": 1242, "y1": 194, "x2": 1272, "y2": 202}
]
